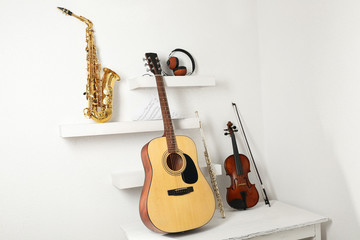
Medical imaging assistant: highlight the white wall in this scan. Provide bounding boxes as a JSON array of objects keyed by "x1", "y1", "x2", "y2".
[
  {"x1": 0, "y1": 0, "x2": 263, "y2": 239},
  {"x1": 258, "y1": 0, "x2": 360, "y2": 239},
  {"x1": 5, "y1": 0, "x2": 358, "y2": 239}
]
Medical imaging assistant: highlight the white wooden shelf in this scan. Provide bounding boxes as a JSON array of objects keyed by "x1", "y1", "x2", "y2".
[
  {"x1": 128, "y1": 75, "x2": 215, "y2": 90},
  {"x1": 59, "y1": 118, "x2": 199, "y2": 138},
  {"x1": 120, "y1": 200, "x2": 329, "y2": 240},
  {"x1": 112, "y1": 164, "x2": 222, "y2": 190}
]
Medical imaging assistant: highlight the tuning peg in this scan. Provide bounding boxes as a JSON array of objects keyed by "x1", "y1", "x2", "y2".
[
  {"x1": 224, "y1": 132, "x2": 229, "y2": 136},
  {"x1": 232, "y1": 126, "x2": 237, "y2": 129},
  {"x1": 144, "y1": 63, "x2": 149, "y2": 67},
  {"x1": 146, "y1": 68, "x2": 151, "y2": 72},
  {"x1": 234, "y1": 129, "x2": 238, "y2": 132},
  {"x1": 142, "y1": 57, "x2": 146, "y2": 61}
]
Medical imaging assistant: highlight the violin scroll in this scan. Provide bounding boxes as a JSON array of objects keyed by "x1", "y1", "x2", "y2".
[{"x1": 224, "y1": 122, "x2": 238, "y2": 135}]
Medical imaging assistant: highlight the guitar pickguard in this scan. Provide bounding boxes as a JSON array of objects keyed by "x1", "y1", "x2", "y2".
[{"x1": 182, "y1": 154, "x2": 198, "y2": 184}]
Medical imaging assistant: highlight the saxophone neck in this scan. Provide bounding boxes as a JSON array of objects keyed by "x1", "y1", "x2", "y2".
[
  {"x1": 57, "y1": 7, "x2": 93, "y2": 29},
  {"x1": 76, "y1": 15, "x2": 93, "y2": 29}
]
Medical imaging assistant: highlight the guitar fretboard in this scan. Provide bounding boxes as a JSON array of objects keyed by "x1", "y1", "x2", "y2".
[{"x1": 155, "y1": 75, "x2": 177, "y2": 153}]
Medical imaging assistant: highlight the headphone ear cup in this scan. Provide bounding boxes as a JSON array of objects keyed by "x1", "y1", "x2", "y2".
[
  {"x1": 167, "y1": 57, "x2": 179, "y2": 70},
  {"x1": 173, "y1": 66, "x2": 187, "y2": 76}
]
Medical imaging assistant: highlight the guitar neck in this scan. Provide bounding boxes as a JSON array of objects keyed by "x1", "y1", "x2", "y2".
[{"x1": 155, "y1": 74, "x2": 177, "y2": 152}]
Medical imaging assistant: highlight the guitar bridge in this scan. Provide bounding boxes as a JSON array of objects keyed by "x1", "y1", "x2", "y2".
[{"x1": 167, "y1": 187, "x2": 194, "y2": 196}]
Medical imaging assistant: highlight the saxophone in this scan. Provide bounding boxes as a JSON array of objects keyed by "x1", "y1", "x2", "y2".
[{"x1": 58, "y1": 7, "x2": 120, "y2": 123}]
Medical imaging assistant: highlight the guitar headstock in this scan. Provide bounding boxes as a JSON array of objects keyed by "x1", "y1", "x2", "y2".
[
  {"x1": 224, "y1": 121, "x2": 238, "y2": 136},
  {"x1": 144, "y1": 52, "x2": 162, "y2": 75}
]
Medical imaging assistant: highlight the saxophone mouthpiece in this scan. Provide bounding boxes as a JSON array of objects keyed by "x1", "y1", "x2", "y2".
[{"x1": 57, "y1": 7, "x2": 72, "y2": 16}]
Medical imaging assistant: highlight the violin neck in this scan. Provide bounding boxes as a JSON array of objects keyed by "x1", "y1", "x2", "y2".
[
  {"x1": 230, "y1": 133, "x2": 240, "y2": 156},
  {"x1": 230, "y1": 132, "x2": 244, "y2": 175}
]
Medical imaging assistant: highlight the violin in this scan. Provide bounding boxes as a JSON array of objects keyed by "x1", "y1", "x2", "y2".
[{"x1": 224, "y1": 121, "x2": 259, "y2": 210}]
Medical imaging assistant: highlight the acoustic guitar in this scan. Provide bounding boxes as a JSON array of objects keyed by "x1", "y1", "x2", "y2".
[{"x1": 139, "y1": 53, "x2": 215, "y2": 233}]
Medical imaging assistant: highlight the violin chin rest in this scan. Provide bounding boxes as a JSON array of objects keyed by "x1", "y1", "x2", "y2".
[
  {"x1": 228, "y1": 198, "x2": 247, "y2": 210},
  {"x1": 229, "y1": 191, "x2": 248, "y2": 210}
]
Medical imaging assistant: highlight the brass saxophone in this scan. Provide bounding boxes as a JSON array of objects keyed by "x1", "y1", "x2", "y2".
[{"x1": 58, "y1": 7, "x2": 120, "y2": 123}]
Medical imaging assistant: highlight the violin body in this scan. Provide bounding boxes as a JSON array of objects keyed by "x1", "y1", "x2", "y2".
[{"x1": 224, "y1": 153, "x2": 259, "y2": 210}]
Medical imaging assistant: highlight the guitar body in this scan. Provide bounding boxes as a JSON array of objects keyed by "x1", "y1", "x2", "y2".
[{"x1": 140, "y1": 135, "x2": 215, "y2": 233}]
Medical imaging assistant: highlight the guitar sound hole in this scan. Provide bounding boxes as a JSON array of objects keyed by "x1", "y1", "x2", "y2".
[{"x1": 166, "y1": 153, "x2": 184, "y2": 171}]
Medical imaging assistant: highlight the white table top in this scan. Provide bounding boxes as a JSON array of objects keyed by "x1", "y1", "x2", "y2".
[{"x1": 121, "y1": 200, "x2": 329, "y2": 240}]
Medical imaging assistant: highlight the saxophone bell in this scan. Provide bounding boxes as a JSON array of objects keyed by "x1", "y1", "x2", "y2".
[{"x1": 84, "y1": 68, "x2": 120, "y2": 123}]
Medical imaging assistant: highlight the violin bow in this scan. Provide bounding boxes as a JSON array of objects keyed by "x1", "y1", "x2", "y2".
[{"x1": 232, "y1": 102, "x2": 271, "y2": 207}]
